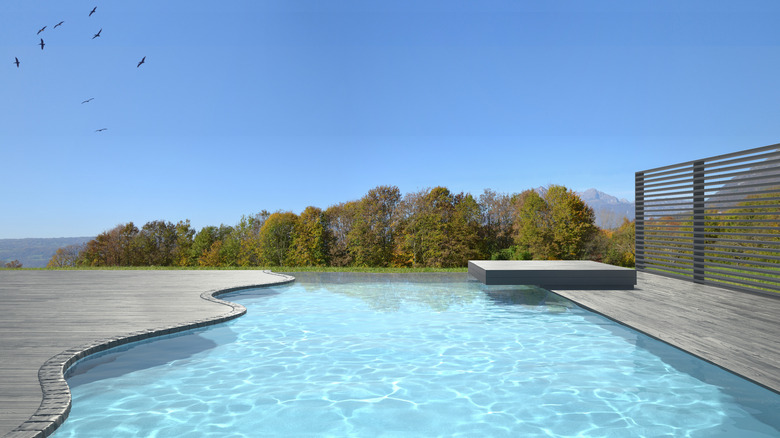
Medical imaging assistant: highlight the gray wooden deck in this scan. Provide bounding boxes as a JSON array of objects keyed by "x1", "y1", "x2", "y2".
[
  {"x1": 0, "y1": 270, "x2": 293, "y2": 438},
  {"x1": 553, "y1": 271, "x2": 780, "y2": 393}
]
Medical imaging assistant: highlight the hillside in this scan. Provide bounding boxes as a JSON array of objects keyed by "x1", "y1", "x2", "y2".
[
  {"x1": 531, "y1": 187, "x2": 635, "y2": 229},
  {"x1": 0, "y1": 237, "x2": 94, "y2": 268},
  {"x1": 576, "y1": 189, "x2": 635, "y2": 229}
]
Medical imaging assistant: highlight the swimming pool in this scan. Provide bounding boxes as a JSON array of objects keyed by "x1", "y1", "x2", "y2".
[{"x1": 53, "y1": 273, "x2": 780, "y2": 437}]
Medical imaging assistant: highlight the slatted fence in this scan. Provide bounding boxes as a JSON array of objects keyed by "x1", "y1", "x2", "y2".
[{"x1": 635, "y1": 144, "x2": 780, "y2": 295}]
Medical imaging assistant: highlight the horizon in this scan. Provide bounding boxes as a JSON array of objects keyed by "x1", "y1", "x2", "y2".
[{"x1": 3, "y1": 1, "x2": 780, "y2": 239}]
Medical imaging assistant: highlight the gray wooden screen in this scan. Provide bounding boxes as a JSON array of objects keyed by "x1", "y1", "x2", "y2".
[{"x1": 635, "y1": 144, "x2": 780, "y2": 295}]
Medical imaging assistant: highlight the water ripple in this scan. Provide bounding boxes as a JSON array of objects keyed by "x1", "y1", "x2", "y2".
[{"x1": 54, "y1": 274, "x2": 780, "y2": 437}]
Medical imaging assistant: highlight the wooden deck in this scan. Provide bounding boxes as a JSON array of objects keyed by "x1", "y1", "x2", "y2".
[
  {"x1": 0, "y1": 270, "x2": 293, "y2": 438},
  {"x1": 553, "y1": 271, "x2": 780, "y2": 393}
]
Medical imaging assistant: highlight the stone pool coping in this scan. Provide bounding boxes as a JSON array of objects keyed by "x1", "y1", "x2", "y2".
[{"x1": 1, "y1": 271, "x2": 294, "y2": 438}]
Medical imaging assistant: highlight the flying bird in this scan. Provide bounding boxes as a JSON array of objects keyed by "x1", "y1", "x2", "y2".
[
  {"x1": 39, "y1": 39, "x2": 45, "y2": 50},
  {"x1": 54, "y1": 21, "x2": 64, "y2": 29},
  {"x1": 37, "y1": 26, "x2": 46, "y2": 35},
  {"x1": 136, "y1": 56, "x2": 146, "y2": 67},
  {"x1": 81, "y1": 98, "x2": 94, "y2": 104},
  {"x1": 92, "y1": 28, "x2": 102, "y2": 39},
  {"x1": 95, "y1": 128, "x2": 107, "y2": 132},
  {"x1": 14, "y1": 57, "x2": 20, "y2": 68},
  {"x1": 89, "y1": 7, "x2": 97, "y2": 17}
]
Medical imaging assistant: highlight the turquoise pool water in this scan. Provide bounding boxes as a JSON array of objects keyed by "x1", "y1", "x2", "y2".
[{"x1": 53, "y1": 273, "x2": 780, "y2": 437}]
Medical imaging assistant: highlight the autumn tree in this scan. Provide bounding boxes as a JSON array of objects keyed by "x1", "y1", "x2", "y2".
[
  {"x1": 603, "y1": 218, "x2": 635, "y2": 267},
  {"x1": 194, "y1": 225, "x2": 238, "y2": 267},
  {"x1": 235, "y1": 211, "x2": 270, "y2": 266},
  {"x1": 199, "y1": 239, "x2": 223, "y2": 266},
  {"x1": 513, "y1": 185, "x2": 597, "y2": 260},
  {"x1": 324, "y1": 201, "x2": 358, "y2": 267},
  {"x1": 80, "y1": 223, "x2": 140, "y2": 266},
  {"x1": 47, "y1": 243, "x2": 84, "y2": 268},
  {"x1": 190, "y1": 226, "x2": 218, "y2": 266},
  {"x1": 448, "y1": 192, "x2": 485, "y2": 265},
  {"x1": 348, "y1": 185, "x2": 401, "y2": 267},
  {"x1": 396, "y1": 187, "x2": 484, "y2": 268},
  {"x1": 512, "y1": 189, "x2": 550, "y2": 259},
  {"x1": 258, "y1": 212, "x2": 298, "y2": 266},
  {"x1": 173, "y1": 220, "x2": 195, "y2": 266},
  {"x1": 289, "y1": 206, "x2": 331, "y2": 266},
  {"x1": 3, "y1": 260, "x2": 22, "y2": 268},
  {"x1": 478, "y1": 189, "x2": 518, "y2": 259},
  {"x1": 218, "y1": 225, "x2": 241, "y2": 266},
  {"x1": 136, "y1": 220, "x2": 179, "y2": 266}
]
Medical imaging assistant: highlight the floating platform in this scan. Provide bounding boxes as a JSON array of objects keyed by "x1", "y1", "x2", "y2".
[{"x1": 468, "y1": 260, "x2": 637, "y2": 289}]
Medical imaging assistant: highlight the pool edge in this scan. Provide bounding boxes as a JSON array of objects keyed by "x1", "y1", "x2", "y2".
[{"x1": 549, "y1": 288, "x2": 780, "y2": 397}]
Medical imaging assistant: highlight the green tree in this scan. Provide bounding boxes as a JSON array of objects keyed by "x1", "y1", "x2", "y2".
[
  {"x1": 602, "y1": 219, "x2": 636, "y2": 267},
  {"x1": 324, "y1": 201, "x2": 358, "y2": 267},
  {"x1": 199, "y1": 240, "x2": 223, "y2": 267},
  {"x1": 478, "y1": 189, "x2": 518, "y2": 259},
  {"x1": 80, "y1": 223, "x2": 139, "y2": 266},
  {"x1": 218, "y1": 224, "x2": 240, "y2": 266},
  {"x1": 190, "y1": 226, "x2": 218, "y2": 266},
  {"x1": 194, "y1": 225, "x2": 238, "y2": 267},
  {"x1": 47, "y1": 244, "x2": 84, "y2": 268},
  {"x1": 448, "y1": 192, "x2": 486, "y2": 265},
  {"x1": 546, "y1": 185, "x2": 598, "y2": 259},
  {"x1": 173, "y1": 220, "x2": 195, "y2": 266},
  {"x1": 513, "y1": 189, "x2": 551, "y2": 259},
  {"x1": 289, "y1": 206, "x2": 331, "y2": 266},
  {"x1": 258, "y1": 212, "x2": 298, "y2": 266},
  {"x1": 348, "y1": 185, "x2": 401, "y2": 267},
  {"x1": 513, "y1": 185, "x2": 598, "y2": 260},
  {"x1": 235, "y1": 211, "x2": 270, "y2": 266},
  {"x1": 395, "y1": 188, "x2": 433, "y2": 267},
  {"x1": 396, "y1": 187, "x2": 484, "y2": 268},
  {"x1": 136, "y1": 220, "x2": 179, "y2": 266}
]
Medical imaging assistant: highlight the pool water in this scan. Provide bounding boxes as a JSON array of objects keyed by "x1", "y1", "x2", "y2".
[{"x1": 53, "y1": 273, "x2": 780, "y2": 437}]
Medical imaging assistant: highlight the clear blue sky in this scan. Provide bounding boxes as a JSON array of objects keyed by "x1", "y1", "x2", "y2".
[{"x1": 2, "y1": 0, "x2": 779, "y2": 238}]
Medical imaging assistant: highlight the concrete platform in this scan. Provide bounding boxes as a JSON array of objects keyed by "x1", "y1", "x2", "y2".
[
  {"x1": 0, "y1": 270, "x2": 294, "y2": 438},
  {"x1": 468, "y1": 260, "x2": 637, "y2": 289}
]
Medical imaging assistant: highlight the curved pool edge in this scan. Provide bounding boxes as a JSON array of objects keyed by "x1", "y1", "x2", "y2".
[{"x1": 4, "y1": 271, "x2": 295, "y2": 438}]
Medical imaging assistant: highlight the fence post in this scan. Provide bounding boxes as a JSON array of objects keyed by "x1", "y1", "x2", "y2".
[
  {"x1": 692, "y1": 161, "x2": 705, "y2": 284},
  {"x1": 635, "y1": 171, "x2": 645, "y2": 271}
]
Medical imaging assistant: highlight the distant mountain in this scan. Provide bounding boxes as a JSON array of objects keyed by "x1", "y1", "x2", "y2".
[
  {"x1": 637, "y1": 155, "x2": 780, "y2": 217},
  {"x1": 576, "y1": 189, "x2": 635, "y2": 229},
  {"x1": 0, "y1": 237, "x2": 93, "y2": 268},
  {"x1": 532, "y1": 187, "x2": 635, "y2": 229},
  {"x1": 707, "y1": 161, "x2": 780, "y2": 209}
]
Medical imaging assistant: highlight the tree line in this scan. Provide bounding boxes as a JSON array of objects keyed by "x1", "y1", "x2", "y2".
[{"x1": 47, "y1": 184, "x2": 636, "y2": 269}]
